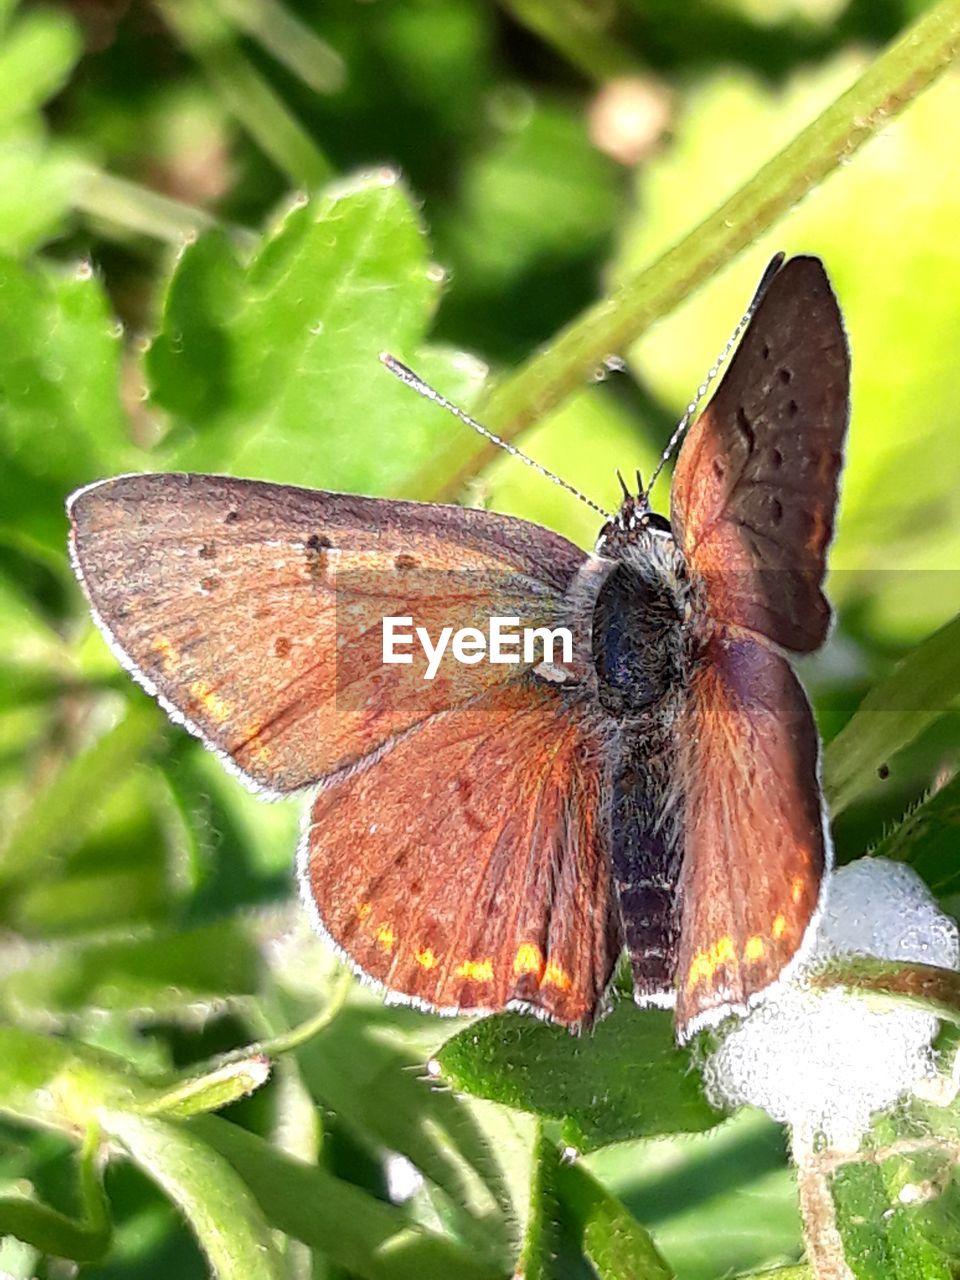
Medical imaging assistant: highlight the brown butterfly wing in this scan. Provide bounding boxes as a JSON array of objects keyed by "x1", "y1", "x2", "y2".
[
  {"x1": 674, "y1": 632, "x2": 827, "y2": 1039},
  {"x1": 301, "y1": 678, "x2": 621, "y2": 1028},
  {"x1": 670, "y1": 255, "x2": 849, "y2": 653},
  {"x1": 68, "y1": 473, "x2": 587, "y2": 794}
]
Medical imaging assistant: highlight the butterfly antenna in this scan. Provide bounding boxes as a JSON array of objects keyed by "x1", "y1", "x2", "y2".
[
  {"x1": 380, "y1": 353, "x2": 612, "y2": 520},
  {"x1": 640, "y1": 252, "x2": 785, "y2": 506}
]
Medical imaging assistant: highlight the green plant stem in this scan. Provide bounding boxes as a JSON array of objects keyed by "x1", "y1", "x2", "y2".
[
  {"x1": 426, "y1": 0, "x2": 960, "y2": 500},
  {"x1": 250, "y1": 967, "x2": 353, "y2": 1058},
  {"x1": 498, "y1": 0, "x2": 637, "y2": 83},
  {"x1": 0, "y1": 1123, "x2": 110, "y2": 1263},
  {"x1": 156, "y1": 0, "x2": 333, "y2": 190},
  {"x1": 73, "y1": 168, "x2": 257, "y2": 250},
  {"x1": 793, "y1": 1136, "x2": 852, "y2": 1280},
  {"x1": 213, "y1": 0, "x2": 346, "y2": 95}
]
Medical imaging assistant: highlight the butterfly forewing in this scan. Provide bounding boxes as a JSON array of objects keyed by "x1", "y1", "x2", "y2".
[
  {"x1": 69, "y1": 473, "x2": 587, "y2": 793},
  {"x1": 302, "y1": 679, "x2": 622, "y2": 1027},
  {"x1": 670, "y1": 255, "x2": 849, "y2": 653}
]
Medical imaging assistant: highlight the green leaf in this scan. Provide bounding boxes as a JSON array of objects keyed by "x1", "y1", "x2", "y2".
[
  {"x1": 555, "y1": 1155, "x2": 674, "y2": 1280},
  {"x1": 823, "y1": 614, "x2": 960, "y2": 815},
  {"x1": 0, "y1": 256, "x2": 139, "y2": 552},
  {"x1": 103, "y1": 1111, "x2": 287, "y2": 1280},
  {"x1": 144, "y1": 1056, "x2": 272, "y2": 1118},
  {"x1": 0, "y1": 8, "x2": 81, "y2": 133},
  {"x1": 191, "y1": 1113, "x2": 504, "y2": 1280},
  {"x1": 442, "y1": 94, "x2": 620, "y2": 288},
  {"x1": 0, "y1": 1026, "x2": 146, "y2": 1131},
  {"x1": 831, "y1": 1157, "x2": 955, "y2": 1279},
  {"x1": 295, "y1": 1006, "x2": 514, "y2": 1267},
  {"x1": 514, "y1": 1127, "x2": 592, "y2": 1280},
  {"x1": 872, "y1": 774, "x2": 960, "y2": 896},
  {"x1": 436, "y1": 1003, "x2": 721, "y2": 1151},
  {"x1": 0, "y1": 142, "x2": 80, "y2": 256},
  {"x1": 148, "y1": 173, "x2": 487, "y2": 494},
  {"x1": 0, "y1": 1124, "x2": 110, "y2": 1263},
  {"x1": 586, "y1": 1110, "x2": 802, "y2": 1279},
  {"x1": 0, "y1": 919, "x2": 261, "y2": 1023},
  {"x1": 0, "y1": 702, "x2": 163, "y2": 888},
  {"x1": 0, "y1": 1193, "x2": 109, "y2": 1264},
  {"x1": 515, "y1": 1131, "x2": 674, "y2": 1279}
]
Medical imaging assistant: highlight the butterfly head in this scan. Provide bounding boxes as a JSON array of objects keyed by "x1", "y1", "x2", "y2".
[{"x1": 595, "y1": 479, "x2": 673, "y2": 558}]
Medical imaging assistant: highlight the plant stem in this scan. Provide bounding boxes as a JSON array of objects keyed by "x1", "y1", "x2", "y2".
[
  {"x1": 793, "y1": 1137, "x2": 855, "y2": 1280},
  {"x1": 156, "y1": 0, "x2": 333, "y2": 190},
  {"x1": 253, "y1": 967, "x2": 353, "y2": 1057},
  {"x1": 498, "y1": 0, "x2": 637, "y2": 83},
  {"x1": 426, "y1": 0, "x2": 960, "y2": 500},
  {"x1": 213, "y1": 0, "x2": 346, "y2": 95},
  {"x1": 74, "y1": 168, "x2": 257, "y2": 250}
]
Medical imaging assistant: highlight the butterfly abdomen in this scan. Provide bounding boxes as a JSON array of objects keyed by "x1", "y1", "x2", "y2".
[{"x1": 610, "y1": 736, "x2": 683, "y2": 1004}]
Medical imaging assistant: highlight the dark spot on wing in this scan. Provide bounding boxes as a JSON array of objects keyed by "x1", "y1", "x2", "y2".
[
  {"x1": 770, "y1": 446, "x2": 783, "y2": 469},
  {"x1": 394, "y1": 553, "x2": 418, "y2": 571},
  {"x1": 788, "y1": 399, "x2": 799, "y2": 417},
  {"x1": 736, "y1": 407, "x2": 756, "y2": 453},
  {"x1": 198, "y1": 544, "x2": 216, "y2": 560},
  {"x1": 778, "y1": 367, "x2": 793, "y2": 384},
  {"x1": 770, "y1": 498, "x2": 783, "y2": 525},
  {"x1": 225, "y1": 510, "x2": 239, "y2": 524},
  {"x1": 274, "y1": 636, "x2": 292, "y2": 658},
  {"x1": 200, "y1": 576, "x2": 219, "y2": 592},
  {"x1": 306, "y1": 532, "x2": 334, "y2": 582}
]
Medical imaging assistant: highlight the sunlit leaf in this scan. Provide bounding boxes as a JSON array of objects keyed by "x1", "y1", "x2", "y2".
[
  {"x1": 147, "y1": 174, "x2": 488, "y2": 496},
  {"x1": 823, "y1": 614, "x2": 960, "y2": 814},
  {"x1": 437, "y1": 1004, "x2": 720, "y2": 1150}
]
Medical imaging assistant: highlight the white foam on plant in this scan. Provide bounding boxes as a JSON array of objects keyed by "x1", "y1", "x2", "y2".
[{"x1": 703, "y1": 858, "x2": 960, "y2": 1150}]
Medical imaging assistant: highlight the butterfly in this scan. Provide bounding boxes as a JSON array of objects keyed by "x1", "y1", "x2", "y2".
[{"x1": 67, "y1": 253, "x2": 849, "y2": 1042}]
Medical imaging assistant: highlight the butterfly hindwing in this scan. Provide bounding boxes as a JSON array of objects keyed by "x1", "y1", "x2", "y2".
[
  {"x1": 68, "y1": 473, "x2": 587, "y2": 794},
  {"x1": 301, "y1": 679, "x2": 622, "y2": 1028},
  {"x1": 674, "y1": 630, "x2": 827, "y2": 1038},
  {"x1": 670, "y1": 255, "x2": 849, "y2": 653}
]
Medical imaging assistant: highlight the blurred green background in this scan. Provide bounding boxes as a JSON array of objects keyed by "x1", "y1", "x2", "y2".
[{"x1": 1, "y1": 0, "x2": 959, "y2": 1277}]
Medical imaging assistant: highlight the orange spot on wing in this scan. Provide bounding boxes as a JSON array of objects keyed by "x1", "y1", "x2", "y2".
[
  {"x1": 375, "y1": 923, "x2": 395, "y2": 950},
  {"x1": 151, "y1": 635, "x2": 179, "y2": 674},
  {"x1": 513, "y1": 942, "x2": 544, "y2": 978},
  {"x1": 686, "y1": 935, "x2": 737, "y2": 992},
  {"x1": 415, "y1": 947, "x2": 438, "y2": 970},
  {"x1": 772, "y1": 913, "x2": 788, "y2": 940},
  {"x1": 454, "y1": 958, "x2": 493, "y2": 982},
  {"x1": 542, "y1": 960, "x2": 571, "y2": 991},
  {"x1": 744, "y1": 936, "x2": 765, "y2": 962},
  {"x1": 791, "y1": 876, "x2": 805, "y2": 904},
  {"x1": 356, "y1": 902, "x2": 372, "y2": 922},
  {"x1": 242, "y1": 727, "x2": 273, "y2": 763},
  {"x1": 188, "y1": 679, "x2": 233, "y2": 725}
]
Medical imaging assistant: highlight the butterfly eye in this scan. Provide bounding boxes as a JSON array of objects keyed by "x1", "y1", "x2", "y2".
[{"x1": 642, "y1": 512, "x2": 672, "y2": 534}]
